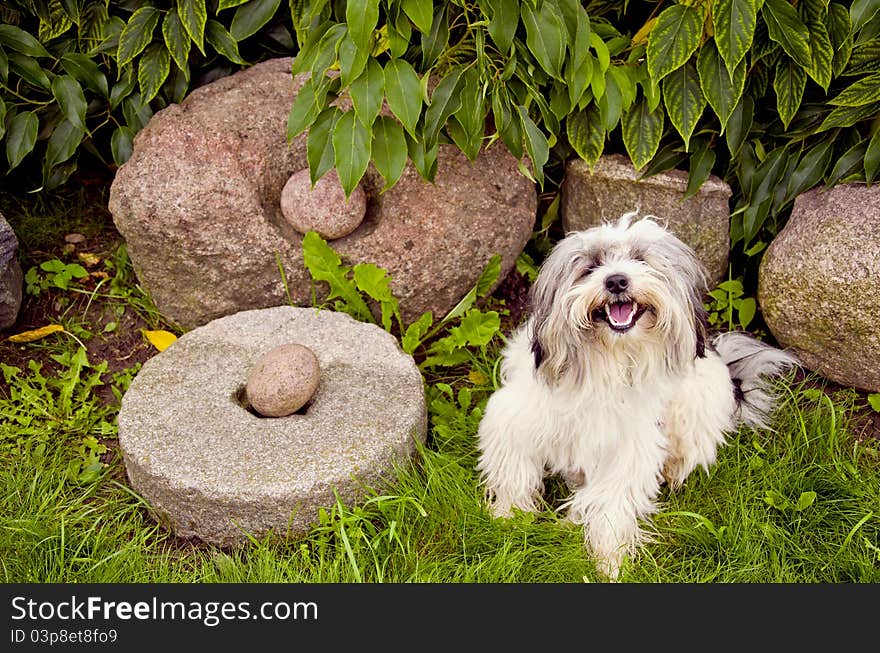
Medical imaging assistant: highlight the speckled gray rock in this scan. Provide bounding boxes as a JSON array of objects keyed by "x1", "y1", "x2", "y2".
[
  {"x1": 246, "y1": 343, "x2": 320, "y2": 417},
  {"x1": 560, "y1": 154, "x2": 731, "y2": 284},
  {"x1": 0, "y1": 214, "x2": 22, "y2": 330},
  {"x1": 281, "y1": 169, "x2": 366, "y2": 239},
  {"x1": 118, "y1": 306, "x2": 427, "y2": 546},
  {"x1": 109, "y1": 57, "x2": 536, "y2": 329},
  {"x1": 758, "y1": 184, "x2": 880, "y2": 392}
]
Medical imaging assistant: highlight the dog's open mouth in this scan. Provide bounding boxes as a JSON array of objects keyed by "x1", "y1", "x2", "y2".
[{"x1": 595, "y1": 300, "x2": 647, "y2": 333}]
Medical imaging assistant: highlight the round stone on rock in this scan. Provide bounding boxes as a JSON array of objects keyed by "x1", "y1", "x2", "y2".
[
  {"x1": 117, "y1": 306, "x2": 426, "y2": 547},
  {"x1": 246, "y1": 343, "x2": 319, "y2": 417},
  {"x1": 281, "y1": 168, "x2": 366, "y2": 240}
]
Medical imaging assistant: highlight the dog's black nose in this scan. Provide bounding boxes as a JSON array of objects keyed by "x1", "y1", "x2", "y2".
[{"x1": 605, "y1": 274, "x2": 629, "y2": 294}]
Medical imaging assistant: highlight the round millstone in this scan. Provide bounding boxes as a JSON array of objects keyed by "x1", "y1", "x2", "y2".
[
  {"x1": 246, "y1": 343, "x2": 320, "y2": 417},
  {"x1": 280, "y1": 168, "x2": 366, "y2": 240},
  {"x1": 118, "y1": 306, "x2": 426, "y2": 547}
]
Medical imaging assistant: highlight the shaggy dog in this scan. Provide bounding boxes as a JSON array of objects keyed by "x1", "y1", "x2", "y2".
[{"x1": 477, "y1": 214, "x2": 796, "y2": 578}]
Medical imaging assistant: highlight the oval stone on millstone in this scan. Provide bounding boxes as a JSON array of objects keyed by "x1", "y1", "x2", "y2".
[
  {"x1": 246, "y1": 343, "x2": 320, "y2": 417},
  {"x1": 758, "y1": 183, "x2": 880, "y2": 392},
  {"x1": 117, "y1": 306, "x2": 426, "y2": 547}
]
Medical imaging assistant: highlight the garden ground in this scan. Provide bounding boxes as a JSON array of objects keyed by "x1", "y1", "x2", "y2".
[{"x1": 1, "y1": 180, "x2": 879, "y2": 583}]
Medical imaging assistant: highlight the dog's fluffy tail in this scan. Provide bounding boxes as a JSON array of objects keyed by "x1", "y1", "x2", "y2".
[{"x1": 712, "y1": 331, "x2": 799, "y2": 430}]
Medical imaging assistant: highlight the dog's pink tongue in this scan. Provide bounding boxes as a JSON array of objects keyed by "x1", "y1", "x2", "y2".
[{"x1": 610, "y1": 301, "x2": 634, "y2": 323}]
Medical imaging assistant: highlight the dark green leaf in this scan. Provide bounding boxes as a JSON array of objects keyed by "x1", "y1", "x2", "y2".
[
  {"x1": 307, "y1": 107, "x2": 341, "y2": 185},
  {"x1": 829, "y1": 72, "x2": 880, "y2": 106},
  {"x1": 122, "y1": 93, "x2": 153, "y2": 131},
  {"x1": 0, "y1": 48, "x2": 7, "y2": 83},
  {"x1": 206, "y1": 19, "x2": 247, "y2": 65},
  {"x1": 818, "y1": 101, "x2": 880, "y2": 130},
  {"x1": 137, "y1": 43, "x2": 170, "y2": 104},
  {"x1": 61, "y1": 53, "x2": 109, "y2": 98},
  {"x1": 287, "y1": 76, "x2": 328, "y2": 139},
  {"x1": 639, "y1": 141, "x2": 687, "y2": 180},
  {"x1": 402, "y1": 0, "x2": 434, "y2": 34},
  {"x1": 866, "y1": 128, "x2": 880, "y2": 184},
  {"x1": 851, "y1": 0, "x2": 880, "y2": 32},
  {"x1": 51, "y1": 75, "x2": 87, "y2": 131},
  {"x1": 310, "y1": 24, "x2": 347, "y2": 77},
  {"x1": 44, "y1": 119, "x2": 84, "y2": 171},
  {"x1": 388, "y1": 15, "x2": 411, "y2": 57},
  {"x1": 6, "y1": 111, "x2": 39, "y2": 170},
  {"x1": 647, "y1": 4, "x2": 703, "y2": 82},
  {"x1": 801, "y1": 0, "x2": 834, "y2": 90},
  {"x1": 177, "y1": 0, "x2": 207, "y2": 54},
  {"x1": 565, "y1": 50, "x2": 594, "y2": 106},
  {"x1": 424, "y1": 68, "x2": 463, "y2": 145},
  {"x1": 0, "y1": 98, "x2": 5, "y2": 141},
  {"x1": 773, "y1": 57, "x2": 808, "y2": 129},
  {"x1": 518, "y1": 105, "x2": 549, "y2": 186},
  {"x1": 163, "y1": 10, "x2": 192, "y2": 72},
  {"x1": 567, "y1": 104, "x2": 604, "y2": 167},
  {"x1": 786, "y1": 139, "x2": 834, "y2": 201},
  {"x1": 338, "y1": 33, "x2": 368, "y2": 88},
  {"x1": 0, "y1": 24, "x2": 52, "y2": 58},
  {"x1": 421, "y1": 6, "x2": 450, "y2": 69},
  {"x1": 384, "y1": 58, "x2": 422, "y2": 137},
  {"x1": 332, "y1": 110, "x2": 371, "y2": 198},
  {"x1": 828, "y1": 3, "x2": 853, "y2": 77},
  {"x1": 713, "y1": 0, "x2": 759, "y2": 76},
  {"x1": 521, "y1": 0, "x2": 567, "y2": 79},
  {"x1": 345, "y1": 0, "x2": 379, "y2": 52},
  {"x1": 842, "y1": 37, "x2": 880, "y2": 76},
  {"x1": 483, "y1": 0, "x2": 519, "y2": 53},
  {"x1": 684, "y1": 140, "x2": 716, "y2": 201},
  {"x1": 371, "y1": 115, "x2": 408, "y2": 191},
  {"x1": 406, "y1": 128, "x2": 439, "y2": 181},
  {"x1": 350, "y1": 59, "x2": 384, "y2": 127},
  {"x1": 231, "y1": 0, "x2": 281, "y2": 41},
  {"x1": 698, "y1": 39, "x2": 746, "y2": 132},
  {"x1": 763, "y1": 0, "x2": 813, "y2": 68},
  {"x1": 450, "y1": 67, "x2": 487, "y2": 160},
  {"x1": 662, "y1": 60, "x2": 706, "y2": 151},
  {"x1": 219, "y1": 0, "x2": 251, "y2": 10},
  {"x1": 110, "y1": 70, "x2": 136, "y2": 110},
  {"x1": 117, "y1": 6, "x2": 160, "y2": 68},
  {"x1": 492, "y1": 86, "x2": 523, "y2": 158},
  {"x1": 597, "y1": 68, "x2": 622, "y2": 131},
  {"x1": 9, "y1": 53, "x2": 51, "y2": 91},
  {"x1": 622, "y1": 96, "x2": 665, "y2": 170},
  {"x1": 826, "y1": 139, "x2": 868, "y2": 186},
  {"x1": 111, "y1": 125, "x2": 135, "y2": 166}
]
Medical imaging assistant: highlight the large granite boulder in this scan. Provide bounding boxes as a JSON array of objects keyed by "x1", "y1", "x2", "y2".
[
  {"x1": 0, "y1": 214, "x2": 22, "y2": 330},
  {"x1": 118, "y1": 306, "x2": 426, "y2": 546},
  {"x1": 560, "y1": 154, "x2": 731, "y2": 284},
  {"x1": 109, "y1": 58, "x2": 537, "y2": 329},
  {"x1": 759, "y1": 184, "x2": 880, "y2": 392}
]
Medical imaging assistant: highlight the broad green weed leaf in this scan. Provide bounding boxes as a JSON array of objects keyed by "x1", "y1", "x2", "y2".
[
  {"x1": 353, "y1": 263, "x2": 400, "y2": 332},
  {"x1": 301, "y1": 231, "x2": 373, "y2": 322},
  {"x1": 402, "y1": 311, "x2": 433, "y2": 354}
]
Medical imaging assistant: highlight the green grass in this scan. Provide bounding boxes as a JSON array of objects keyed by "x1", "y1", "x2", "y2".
[
  {"x1": 2, "y1": 340, "x2": 878, "y2": 583},
  {"x1": 2, "y1": 188, "x2": 879, "y2": 584}
]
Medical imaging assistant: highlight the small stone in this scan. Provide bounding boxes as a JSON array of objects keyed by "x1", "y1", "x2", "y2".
[
  {"x1": 280, "y1": 169, "x2": 366, "y2": 240},
  {"x1": 64, "y1": 233, "x2": 86, "y2": 244},
  {"x1": 246, "y1": 343, "x2": 320, "y2": 417}
]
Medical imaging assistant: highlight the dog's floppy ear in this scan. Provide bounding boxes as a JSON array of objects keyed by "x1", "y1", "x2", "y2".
[
  {"x1": 527, "y1": 236, "x2": 586, "y2": 383},
  {"x1": 694, "y1": 304, "x2": 709, "y2": 359}
]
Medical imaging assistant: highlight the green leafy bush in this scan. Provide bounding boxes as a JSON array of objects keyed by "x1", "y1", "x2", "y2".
[{"x1": 0, "y1": 0, "x2": 295, "y2": 189}]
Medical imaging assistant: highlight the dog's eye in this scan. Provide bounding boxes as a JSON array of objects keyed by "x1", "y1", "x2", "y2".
[{"x1": 580, "y1": 262, "x2": 599, "y2": 278}]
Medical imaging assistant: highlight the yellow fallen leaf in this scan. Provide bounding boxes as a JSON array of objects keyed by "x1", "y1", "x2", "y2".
[
  {"x1": 5, "y1": 324, "x2": 65, "y2": 343},
  {"x1": 77, "y1": 252, "x2": 101, "y2": 267},
  {"x1": 143, "y1": 329, "x2": 177, "y2": 352}
]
